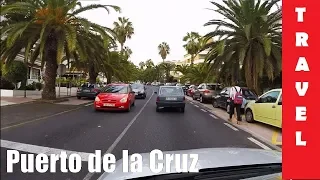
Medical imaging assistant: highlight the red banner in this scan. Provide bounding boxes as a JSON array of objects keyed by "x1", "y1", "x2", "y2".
[{"x1": 283, "y1": 0, "x2": 320, "y2": 179}]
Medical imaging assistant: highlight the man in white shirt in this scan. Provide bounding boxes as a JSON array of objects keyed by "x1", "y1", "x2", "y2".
[{"x1": 228, "y1": 81, "x2": 242, "y2": 122}]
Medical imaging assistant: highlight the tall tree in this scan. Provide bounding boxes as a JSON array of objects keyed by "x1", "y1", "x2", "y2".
[
  {"x1": 183, "y1": 32, "x2": 202, "y2": 66},
  {"x1": 113, "y1": 17, "x2": 134, "y2": 52},
  {"x1": 204, "y1": 0, "x2": 282, "y2": 94},
  {"x1": 158, "y1": 42, "x2": 170, "y2": 62},
  {"x1": 160, "y1": 62, "x2": 175, "y2": 83},
  {"x1": 1, "y1": 0, "x2": 120, "y2": 100}
]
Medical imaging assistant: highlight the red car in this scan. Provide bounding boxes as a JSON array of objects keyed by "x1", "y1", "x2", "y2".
[
  {"x1": 186, "y1": 85, "x2": 197, "y2": 97},
  {"x1": 94, "y1": 84, "x2": 135, "y2": 112}
]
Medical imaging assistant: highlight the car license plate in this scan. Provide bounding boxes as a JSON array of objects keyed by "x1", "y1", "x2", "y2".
[
  {"x1": 83, "y1": 90, "x2": 90, "y2": 92},
  {"x1": 166, "y1": 97, "x2": 177, "y2": 100},
  {"x1": 103, "y1": 103, "x2": 115, "y2": 107}
]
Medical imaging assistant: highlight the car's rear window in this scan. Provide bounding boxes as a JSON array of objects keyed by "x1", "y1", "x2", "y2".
[
  {"x1": 102, "y1": 85, "x2": 128, "y2": 93},
  {"x1": 160, "y1": 87, "x2": 184, "y2": 95},
  {"x1": 131, "y1": 84, "x2": 143, "y2": 89},
  {"x1": 207, "y1": 85, "x2": 222, "y2": 91},
  {"x1": 242, "y1": 89, "x2": 256, "y2": 97}
]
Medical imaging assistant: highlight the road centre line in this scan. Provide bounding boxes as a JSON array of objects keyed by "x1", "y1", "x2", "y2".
[
  {"x1": 209, "y1": 114, "x2": 218, "y2": 119},
  {"x1": 247, "y1": 137, "x2": 272, "y2": 150},
  {"x1": 0, "y1": 139, "x2": 91, "y2": 161},
  {"x1": 200, "y1": 109, "x2": 207, "y2": 112},
  {"x1": 223, "y1": 123, "x2": 239, "y2": 131},
  {"x1": 1, "y1": 107, "x2": 82, "y2": 131},
  {"x1": 83, "y1": 91, "x2": 154, "y2": 180}
]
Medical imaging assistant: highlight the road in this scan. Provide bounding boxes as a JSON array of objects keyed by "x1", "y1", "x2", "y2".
[{"x1": 1, "y1": 86, "x2": 275, "y2": 180}]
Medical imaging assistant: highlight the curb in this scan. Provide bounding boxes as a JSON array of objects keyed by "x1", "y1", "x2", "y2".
[{"x1": 186, "y1": 97, "x2": 282, "y2": 152}]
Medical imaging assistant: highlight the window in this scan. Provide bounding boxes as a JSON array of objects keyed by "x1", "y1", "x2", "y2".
[
  {"x1": 160, "y1": 87, "x2": 184, "y2": 95},
  {"x1": 102, "y1": 85, "x2": 128, "y2": 93},
  {"x1": 207, "y1": 84, "x2": 222, "y2": 91},
  {"x1": 131, "y1": 83, "x2": 143, "y2": 89},
  {"x1": 259, "y1": 91, "x2": 280, "y2": 103},
  {"x1": 278, "y1": 95, "x2": 282, "y2": 103},
  {"x1": 220, "y1": 88, "x2": 227, "y2": 94}
]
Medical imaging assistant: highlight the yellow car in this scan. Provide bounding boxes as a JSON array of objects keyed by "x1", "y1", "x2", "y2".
[{"x1": 245, "y1": 88, "x2": 282, "y2": 128}]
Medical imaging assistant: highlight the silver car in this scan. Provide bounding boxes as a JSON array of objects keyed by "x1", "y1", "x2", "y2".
[
  {"x1": 98, "y1": 148, "x2": 282, "y2": 180},
  {"x1": 193, "y1": 83, "x2": 222, "y2": 103}
]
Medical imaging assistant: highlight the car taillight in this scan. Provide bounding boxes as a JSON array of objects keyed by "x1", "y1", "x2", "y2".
[
  {"x1": 204, "y1": 90, "x2": 210, "y2": 93},
  {"x1": 156, "y1": 97, "x2": 160, "y2": 102}
]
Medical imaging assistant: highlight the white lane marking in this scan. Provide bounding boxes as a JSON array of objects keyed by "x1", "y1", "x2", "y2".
[
  {"x1": 224, "y1": 123, "x2": 239, "y2": 131},
  {"x1": 84, "y1": 103, "x2": 93, "y2": 106},
  {"x1": 247, "y1": 137, "x2": 272, "y2": 150},
  {"x1": 194, "y1": 105, "x2": 199, "y2": 108},
  {"x1": 1, "y1": 107, "x2": 82, "y2": 130},
  {"x1": 189, "y1": 102, "x2": 193, "y2": 104},
  {"x1": 201, "y1": 109, "x2": 207, "y2": 112},
  {"x1": 0, "y1": 140, "x2": 91, "y2": 161},
  {"x1": 209, "y1": 114, "x2": 218, "y2": 119},
  {"x1": 83, "y1": 91, "x2": 154, "y2": 180}
]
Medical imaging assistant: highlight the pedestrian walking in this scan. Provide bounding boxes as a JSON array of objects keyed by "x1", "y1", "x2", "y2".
[{"x1": 228, "y1": 81, "x2": 243, "y2": 124}]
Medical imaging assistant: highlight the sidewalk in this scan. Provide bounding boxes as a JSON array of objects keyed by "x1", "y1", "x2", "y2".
[{"x1": 186, "y1": 96, "x2": 282, "y2": 151}]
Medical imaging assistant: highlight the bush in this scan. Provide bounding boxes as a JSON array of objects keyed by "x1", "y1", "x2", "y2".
[
  {"x1": 0, "y1": 77, "x2": 15, "y2": 90},
  {"x1": 2, "y1": 61, "x2": 28, "y2": 86}
]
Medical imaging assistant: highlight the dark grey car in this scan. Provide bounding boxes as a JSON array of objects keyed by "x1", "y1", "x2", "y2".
[
  {"x1": 76, "y1": 83, "x2": 101, "y2": 99},
  {"x1": 155, "y1": 86, "x2": 185, "y2": 112}
]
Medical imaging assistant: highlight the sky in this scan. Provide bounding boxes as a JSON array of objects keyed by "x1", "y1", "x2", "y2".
[{"x1": 79, "y1": 0, "x2": 219, "y2": 65}]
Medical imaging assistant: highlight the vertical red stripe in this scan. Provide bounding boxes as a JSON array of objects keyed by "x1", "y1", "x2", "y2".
[{"x1": 283, "y1": 0, "x2": 320, "y2": 179}]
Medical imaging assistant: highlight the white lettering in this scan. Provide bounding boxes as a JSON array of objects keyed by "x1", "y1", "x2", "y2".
[
  {"x1": 296, "y1": 106, "x2": 307, "y2": 121},
  {"x1": 49, "y1": 154, "x2": 59, "y2": 173},
  {"x1": 35, "y1": 154, "x2": 49, "y2": 173},
  {"x1": 150, "y1": 149, "x2": 163, "y2": 173},
  {"x1": 165, "y1": 154, "x2": 174, "y2": 173},
  {"x1": 122, "y1": 150, "x2": 129, "y2": 172},
  {"x1": 60, "y1": 151, "x2": 68, "y2": 173},
  {"x1": 68, "y1": 154, "x2": 82, "y2": 173},
  {"x1": 21, "y1": 154, "x2": 34, "y2": 173},
  {"x1": 296, "y1": 32, "x2": 309, "y2": 47},
  {"x1": 296, "y1": 131, "x2": 307, "y2": 146},
  {"x1": 102, "y1": 154, "x2": 116, "y2": 173},
  {"x1": 130, "y1": 154, "x2": 142, "y2": 172},
  {"x1": 295, "y1": 82, "x2": 308, "y2": 96},
  {"x1": 189, "y1": 154, "x2": 199, "y2": 172},
  {"x1": 88, "y1": 150, "x2": 101, "y2": 173},
  {"x1": 175, "y1": 154, "x2": 188, "y2": 173},
  {"x1": 7, "y1": 150, "x2": 20, "y2": 173},
  {"x1": 295, "y1": 7, "x2": 306, "y2": 22},
  {"x1": 295, "y1": 57, "x2": 310, "y2": 71}
]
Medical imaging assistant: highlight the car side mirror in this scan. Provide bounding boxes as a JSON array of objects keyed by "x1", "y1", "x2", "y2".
[
  {"x1": 256, "y1": 98, "x2": 261, "y2": 103},
  {"x1": 154, "y1": 91, "x2": 157, "y2": 94},
  {"x1": 278, "y1": 101, "x2": 282, "y2": 105}
]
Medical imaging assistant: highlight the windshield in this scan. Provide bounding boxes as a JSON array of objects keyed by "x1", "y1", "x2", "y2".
[
  {"x1": 131, "y1": 84, "x2": 144, "y2": 89},
  {"x1": 207, "y1": 84, "x2": 222, "y2": 91},
  {"x1": 242, "y1": 89, "x2": 256, "y2": 97},
  {"x1": 102, "y1": 85, "x2": 128, "y2": 93},
  {"x1": 160, "y1": 87, "x2": 184, "y2": 95}
]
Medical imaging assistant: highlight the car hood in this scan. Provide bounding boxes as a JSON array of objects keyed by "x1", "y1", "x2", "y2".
[
  {"x1": 98, "y1": 148, "x2": 281, "y2": 180},
  {"x1": 98, "y1": 93, "x2": 127, "y2": 100}
]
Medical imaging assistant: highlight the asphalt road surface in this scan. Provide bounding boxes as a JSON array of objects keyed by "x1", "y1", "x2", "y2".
[{"x1": 1, "y1": 86, "x2": 275, "y2": 180}]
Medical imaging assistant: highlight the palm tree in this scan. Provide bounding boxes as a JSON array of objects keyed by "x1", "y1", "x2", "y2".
[
  {"x1": 160, "y1": 62, "x2": 175, "y2": 82},
  {"x1": 158, "y1": 42, "x2": 170, "y2": 62},
  {"x1": 184, "y1": 64, "x2": 213, "y2": 84},
  {"x1": 1, "y1": 0, "x2": 120, "y2": 100},
  {"x1": 175, "y1": 64, "x2": 189, "y2": 75},
  {"x1": 183, "y1": 32, "x2": 202, "y2": 66},
  {"x1": 204, "y1": 0, "x2": 282, "y2": 94},
  {"x1": 138, "y1": 61, "x2": 145, "y2": 69},
  {"x1": 113, "y1": 17, "x2": 134, "y2": 52}
]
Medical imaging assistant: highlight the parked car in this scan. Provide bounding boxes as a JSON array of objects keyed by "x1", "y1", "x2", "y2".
[
  {"x1": 155, "y1": 86, "x2": 185, "y2": 113},
  {"x1": 186, "y1": 85, "x2": 197, "y2": 97},
  {"x1": 131, "y1": 83, "x2": 147, "y2": 99},
  {"x1": 175, "y1": 83, "x2": 187, "y2": 94},
  {"x1": 212, "y1": 87, "x2": 257, "y2": 113},
  {"x1": 94, "y1": 83, "x2": 135, "y2": 112},
  {"x1": 245, "y1": 88, "x2": 282, "y2": 128},
  {"x1": 193, "y1": 83, "x2": 222, "y2": 103},
  {"x1": 76, "y1": 83, "x2": 101, "y2": 99}
]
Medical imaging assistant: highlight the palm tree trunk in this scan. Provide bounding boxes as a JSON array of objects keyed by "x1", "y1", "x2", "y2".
[
  {"x1": 190, "y1": 55, "x2": 195, "y2": 66},
  {"x1": 88, "y1": 65, "x2": 98, "y2": 84},
  {"x1": 42, "y1": 33, "x2": 58, "y2": 100},
  {"x1": 107, "y1": 72, "x2": 112, "y2": 84}
]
